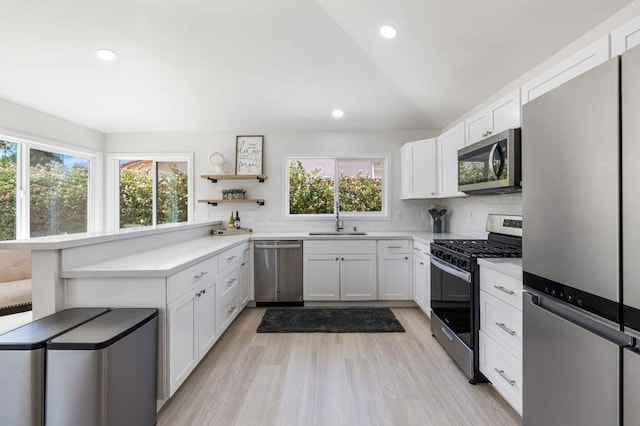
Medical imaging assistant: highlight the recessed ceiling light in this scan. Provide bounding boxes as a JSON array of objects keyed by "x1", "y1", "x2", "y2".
[
  {"x1": 95, "y1": 49, "x2": 117, "y2": 61},
  {"x1": 380, "y1": 25, "x2": 398, "y2": 39},
  {"x1": 332, "y1": 109, "x2": 344, "y2": 118}
]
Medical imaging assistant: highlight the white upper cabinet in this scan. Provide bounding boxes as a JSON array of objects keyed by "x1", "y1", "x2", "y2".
[
  {"x1": 521, "y1": 36, "x2": 609, "y2": 105},
  {"x1": 438, "y1": 122, "x2": 466, "y2": 198},
  {"x1": 465, "y1": 89, "x2": 521, "y2": 145},
  {"x1": 612, "y1": 16, "x2": 640, "y2": 56},
  {"x1": 400, "y1": 138, "x2": 438, "y2": 199}
]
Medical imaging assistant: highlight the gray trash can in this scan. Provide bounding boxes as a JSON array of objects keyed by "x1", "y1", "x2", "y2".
[
  {"x1": 0, "y1": 308, "x2": 109, "y2": 426},
  {"x1": 45, "y1": 308, "x2": 158, "y2": 426}
]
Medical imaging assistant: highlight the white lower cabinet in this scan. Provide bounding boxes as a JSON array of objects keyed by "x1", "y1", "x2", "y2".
[
  {"x1": 412, "y1": 241, "x2": 431, "y2": 317},
  {"x1": 478, "y1": 262, "x2": 523, "y2": 416},
  {"x1": 479, "y1": 331, "x2": 523, "y2": 415},
  {"x1": 304, "y1": 240, "x2": 377, "y2": 301},
  {"x1": 239, "y1": 245, "x2": 250, "y2": 306},
  {"x1": 340, "y1": 254, "x2": 377, "y2": 300},
  {"x1": 167, "y1": 256, "x2": 218, "y2": 396},
  {"x1": 377, "y1": 240, "x2": 411, "y2": 300}
]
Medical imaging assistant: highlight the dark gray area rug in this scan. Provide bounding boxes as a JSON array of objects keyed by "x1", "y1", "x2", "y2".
[{"x1": 256, "y1": 307, "x2": 405, "y2": 333}]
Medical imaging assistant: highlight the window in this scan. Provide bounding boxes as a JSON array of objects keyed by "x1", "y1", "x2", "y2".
[
  {"x1": 0, "y1": 136, "x2": 100, "y2": 240},
  {"x1": 109, "y1": 154, "x2": 193, "y2": 229},
  {"x1": 286, "y1": 156, "x2": 388, "y2": 217}
]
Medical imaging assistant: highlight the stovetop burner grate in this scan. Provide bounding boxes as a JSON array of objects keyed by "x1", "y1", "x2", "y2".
[{"x1": 433, "y1": 239, "x2": 522, "y2": 258}]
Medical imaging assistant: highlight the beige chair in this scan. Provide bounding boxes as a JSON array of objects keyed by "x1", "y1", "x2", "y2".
[{"x1": 0, "y1": 250, "x2": 32, "y2": 316}]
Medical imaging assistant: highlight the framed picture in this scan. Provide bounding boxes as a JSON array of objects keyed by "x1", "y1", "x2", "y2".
[{"x1": 235, "y1": 135, "x2": 264, "y2": 175}]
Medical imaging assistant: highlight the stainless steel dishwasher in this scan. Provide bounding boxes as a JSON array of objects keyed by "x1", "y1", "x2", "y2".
[{"x1": 254, "y1": 240, "x2": 303, "y2": 306}]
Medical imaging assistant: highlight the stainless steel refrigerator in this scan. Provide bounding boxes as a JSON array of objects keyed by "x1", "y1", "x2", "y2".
[{"x1": 522, "y1": 44, "x2": 640, "y2": 425}]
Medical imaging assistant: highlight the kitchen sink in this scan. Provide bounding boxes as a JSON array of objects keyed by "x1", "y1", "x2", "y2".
[{"x1": 308, "y1": 232, "x2": 367, "y2": 236}]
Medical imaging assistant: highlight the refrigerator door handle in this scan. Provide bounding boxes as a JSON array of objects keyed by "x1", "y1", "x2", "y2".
[{"x1": 525, "y1": 292, "x2": 634, "y2": 347}]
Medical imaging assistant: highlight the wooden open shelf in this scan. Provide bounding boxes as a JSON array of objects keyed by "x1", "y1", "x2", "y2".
[
  {"x1": 201, "y1": 174, "x2": 268, "y2": 183},
  {"x1": 197, "y1": 199, "x2": 265, "y2": 206}
]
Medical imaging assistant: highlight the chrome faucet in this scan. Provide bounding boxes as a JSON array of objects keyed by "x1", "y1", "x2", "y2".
[{"x1": 335, "y1": 201, "x2": 344, "y2": 232}]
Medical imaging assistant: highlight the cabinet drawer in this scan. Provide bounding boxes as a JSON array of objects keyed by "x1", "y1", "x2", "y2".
[
  {"x1": 479, "y1": 331, "x2": 522, "y2": 415},
  {"x1": 480, "y1": 266, "x2": 523, "y2": 310},
  {"x1": 480, "y1": 291, "x2": 522, "y2": 360},
  {"x1": 218, "y1": 245, "x2": 241, "y2": 272},
  {"x1": 412, "y1": 241, "x2": 430, "y2": 259},
  {"x1": 377, "y1": 240, "x2": 409, "y2": 255},
  {"x1": 167, "y1": 256, "x2": 217, "y2": 302},
  {"x1": 217, "y1": 266, "x2": 239, "y2": 300},
  {"x1": 217, "y1": 292, "x2": 240, "y2": 334},
  {"x1": 239, "y1": 242, "x2": 251, "y2": 259},
  {"x1": 304, "y1": 240, "x2": 376, "y2": 254}
]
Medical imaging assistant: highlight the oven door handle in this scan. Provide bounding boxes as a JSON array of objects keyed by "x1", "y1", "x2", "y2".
[{"x1": 430, "y1": 257, "x2": 472, "y2": 283}]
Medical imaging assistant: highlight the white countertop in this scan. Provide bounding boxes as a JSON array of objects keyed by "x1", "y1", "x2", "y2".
[
  {"x1": 478, "y1": 258, "x2": 523, "y2": 280},
  {"x1": 61, "y1": 231, "x2": 469, "y2": 279},
  {"x1": 62, "y1": 235, "x2": 251, "y2": 278}
]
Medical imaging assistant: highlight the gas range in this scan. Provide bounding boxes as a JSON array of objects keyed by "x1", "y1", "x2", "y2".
[{"x1": 429, "y1": 214, "x2": 522, "y2": 384}]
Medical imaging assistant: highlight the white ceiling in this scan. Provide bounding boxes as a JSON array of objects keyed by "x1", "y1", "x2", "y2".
[{"x1": 0, "y1": 0, "x2": 632, "y2": 133}]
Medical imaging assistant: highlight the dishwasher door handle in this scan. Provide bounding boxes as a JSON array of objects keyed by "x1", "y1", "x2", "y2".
[{"x1": 254, "y1": 243, "x2": 301, "y2": 249}]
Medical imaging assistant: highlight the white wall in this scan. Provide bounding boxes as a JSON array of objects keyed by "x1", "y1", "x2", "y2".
[
  {"x1": 105, "y1": 129, "x2": 439, "y2": 232},
  {"x1": 0, "y1": 98, "x2": 104, "y2": 152}
]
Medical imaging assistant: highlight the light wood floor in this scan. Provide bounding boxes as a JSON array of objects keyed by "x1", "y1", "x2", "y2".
[{"x1": 158, "y1": 307, "x2": 521, "y2": 426}]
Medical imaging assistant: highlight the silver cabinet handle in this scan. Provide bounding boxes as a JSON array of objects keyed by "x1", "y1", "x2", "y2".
[
  {"x1": 419, "y1": 261, "x2": 424, "y2": 265},
  {"x1": 388, "y1": 245, "x2": 402, "y2": 249},
  {"x1": 201, "y1": 288, "x2": 206, "y2": 295},
  {"x1": 335, "y1": 257, "x2": 339, "y2": 261},
  {"x1": 495, "y1": 322, "x2": 516, "y2": 336},
  {"x1": 227, "y1": 306, "x2": 237, "y2": 315},
  {"x1": 194, "y1": 271, "x2": 207, "y2": 279},
  {"x1": 494, "y1": 368, "x2": 516, "y2": 386},
  {"x1": 196, "y1": 290, "x2": 202, "y2": 297},
  {"x1": 413, "y1": 247, "x2": 420, "y2": 251},
  {"x1": 493, "y1": 285, "x2": 515, "y2": 295},
  {"x1": 227, "y1": 277, "x2": 237, "y2": 286},
  {"x1": 227, "y1": 255, "x2": 237, "y2": 261}
]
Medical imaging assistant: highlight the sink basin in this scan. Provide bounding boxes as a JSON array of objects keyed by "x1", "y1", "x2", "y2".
[{"x1": 308, "y1": 232, "x2": 367, "y2": 236}]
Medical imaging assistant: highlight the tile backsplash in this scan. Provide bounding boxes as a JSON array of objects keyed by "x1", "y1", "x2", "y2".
[{"x1": 440, "y1": 193, "x2": 522, "y2": 238}]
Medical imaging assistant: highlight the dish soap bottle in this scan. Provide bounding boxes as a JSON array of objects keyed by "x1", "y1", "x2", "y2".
[
  {"x1": 234, "y1": 211, "x2": 241, "y2": 229},
  {"x1": 228, "y1": 211, "x2": 235, "y2": 229}
]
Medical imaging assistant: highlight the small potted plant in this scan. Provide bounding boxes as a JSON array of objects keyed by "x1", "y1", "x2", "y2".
[{"x1": 221, "y1": 189, "x2": 231, "y2": 200}]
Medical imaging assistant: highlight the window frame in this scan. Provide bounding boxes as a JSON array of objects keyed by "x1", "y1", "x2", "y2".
[
  {"x1": 0, "y1": 131, "x2": 102, "y2": 240},
  {"x1": 106, "y1": 152, "x2": 194, "y2": 231},
  {"x1": 284, "y1": 154, "x2": 390, "y2": 220}
]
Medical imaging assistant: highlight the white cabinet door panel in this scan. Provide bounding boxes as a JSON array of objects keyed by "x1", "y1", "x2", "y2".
[
  {"x1": 340, "y1": 254, "x2": 377, "y2": 300},
  {"x1": 197, "y1": 279, "x2": 217, "y2": 357},
  {"x1": 168, "y1": 290, "x2": 198, "y2": 396},
  {"x1": 304, "y1": 255, "x2": 340, "y2": 301},
  {"x1": 438, "y1": 122, "x2": 466, "y2": 197},
  {"x1": 521, "y1": 36, "x2": 609, "y2": 104}
]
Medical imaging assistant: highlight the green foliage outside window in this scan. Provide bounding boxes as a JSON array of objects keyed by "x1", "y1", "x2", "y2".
[
  {"x1": 157, "y1": 164, "x2": 189, "y2": 224},
  {"x1": 288, "y1": 160, "x2": 382, "y2": 214},
  {"x1": 29, "y1": 163, "x2": 88, "y2": 237},
  {"x1": 0, "y1": 144, "x2": 16, "y2": 240},
  {"x1": 119, "y1": 168, "x2": 153, "y2": 227},
  {"x1": 119, "y1": 162, "x2": 188, "y2": 228}
]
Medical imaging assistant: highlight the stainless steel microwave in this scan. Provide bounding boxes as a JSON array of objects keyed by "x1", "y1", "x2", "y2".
[{"x1": 458, "y1": 128, "x2": 522, "y2": 194}]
